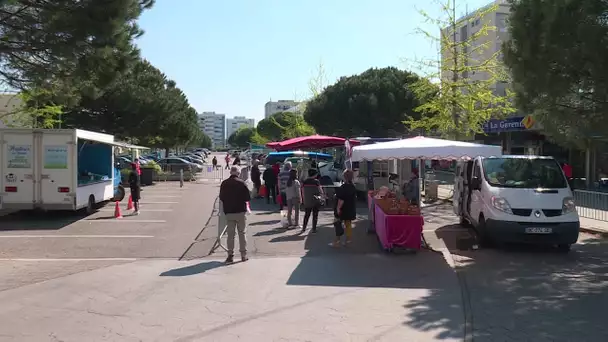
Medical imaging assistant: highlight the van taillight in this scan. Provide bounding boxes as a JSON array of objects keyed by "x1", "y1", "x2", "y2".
[
  {"x1": 5, "y1": 186, "x2": 17, "y2": 192},
  {"x1": 58, "y1": 187, "x2": 70, "y2": 193}
]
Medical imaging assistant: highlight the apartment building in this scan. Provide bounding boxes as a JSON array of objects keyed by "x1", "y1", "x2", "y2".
[
  {"x1": 226, "y1": 116, "x2": 255, "y2": 139},
  {"x1": 0, "y1": 93, "x2": 23, "y2": 128},
  {"x1": 264, "y1": 100, "x2": 300, "y2": 118},
  {"x1": 198, "y1": 111, "x2": 226, "y2": 148},
  {"x1": 440, "y1": 0, "x2": 510, "y2": 94},
  {"x1": 439, "y1": 0, "x2": 555, "y2": 156}
]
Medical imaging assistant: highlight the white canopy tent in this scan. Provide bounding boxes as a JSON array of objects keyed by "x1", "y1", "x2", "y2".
[
  {"x1": 351, "y1": 136, "x2": 502, "y2": 161},
  {"x1": 351, "y1": 136, "x2": 502, "y2": 205}
]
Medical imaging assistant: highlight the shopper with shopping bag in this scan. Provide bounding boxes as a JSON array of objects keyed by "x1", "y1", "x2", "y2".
[{"x1": 285, "y1": 169, "x2": 301, "y2": 229}]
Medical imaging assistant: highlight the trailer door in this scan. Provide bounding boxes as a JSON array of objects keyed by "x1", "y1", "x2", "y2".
[
  {"x1": 39, "y1": 132, "x2": 75, "y2": 209},
  {"x1": 1, "y1": 131, "x2": 36, "y2": 209}
]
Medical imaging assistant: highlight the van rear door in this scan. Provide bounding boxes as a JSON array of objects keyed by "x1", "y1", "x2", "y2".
[
  {"x1": 453, "y1": 163, "x2": 462, "y2": 215},
  {"x1": 39, "y1": 131, "x2": 75, "y2": 209},
  {"x1": 1, "y1": 131, "x2": 36, "y2": 209}
]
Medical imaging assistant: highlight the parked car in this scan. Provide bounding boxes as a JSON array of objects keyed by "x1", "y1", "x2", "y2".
[
  {"x1": 180, "y1": 155, "x2": 205, "y2": 166},
  {"x1": 116, "y1": 156, "x2": 132, "y2": 169},
  {"x1": 157, "y1": 157, "x2": 202, "y2": 173}
]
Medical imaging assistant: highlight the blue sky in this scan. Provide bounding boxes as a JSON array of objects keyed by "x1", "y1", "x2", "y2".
[{"x1": 136, "y1": 0, "x2": 491, "y2": 122}]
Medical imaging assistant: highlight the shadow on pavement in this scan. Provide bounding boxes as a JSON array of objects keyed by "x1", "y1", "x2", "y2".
[
  {"x1": 160, "y1": 261, "x2": 225, "y2": 277},
  {"x1": 0, "y1": 210, "x2": 88, "y2": 231},
  {"x1": 249, "y1": 220, "x2": 281, "y2": 226},
  {"x1": 286, "y1": 253, "x2": 465, "y2": 340},
  {"x1": 253, "y1": 228, "x2": 285, "y2": 237},
  {"x1": 283, "y1": 202, "x2": 466, "y2": 340},
  {"x1": 269, "y1": 233, "x2": 306, "y2": 243},
  {"x1": 419, "y1": 202, "x2": 608, "y2": 340},
  {"x1": 439, "y1": 226, "x2": 608, "y2": 340}
]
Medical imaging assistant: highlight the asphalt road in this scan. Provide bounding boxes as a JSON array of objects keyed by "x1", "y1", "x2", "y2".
[
  {"x1": 422, "y1": 203, "x2": 608, "y2": 342},
  {"x1": 0, "y1": 178, "x2": 220, "y2": 291}
]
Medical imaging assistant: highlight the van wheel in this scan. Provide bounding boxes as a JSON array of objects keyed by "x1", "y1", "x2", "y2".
[
  {"x1": 459, "y1": 216, "x2": 472, "y2": 228},
  {"x1": 557, "y1": 244, "x2": 571, "y2": 253},
  {"x1": 477, "y1": 215, "x2": 493, "y2": 247},
  {"x1": 86, "y1": 195, "x2": 96, "y2": 215}
]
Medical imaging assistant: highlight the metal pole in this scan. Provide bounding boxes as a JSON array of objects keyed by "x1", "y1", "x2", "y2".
[{"x1": 210, "y1": 200, "x2": 228, "y2": 253}]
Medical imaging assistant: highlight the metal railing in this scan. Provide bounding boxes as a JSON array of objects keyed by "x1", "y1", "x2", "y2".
[
  {"x1": 198, "y1": 165, "x2": 225, "y2": 181},
  {"x1": 155, "y1": 164, "x2": 224, "y2": 182},
  {"x1": 573, "y1": 190, "x2": 608, "y2": 221}
]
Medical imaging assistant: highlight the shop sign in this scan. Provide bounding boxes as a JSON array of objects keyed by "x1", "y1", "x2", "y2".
[
  {"x1": 482, "y1": 115, "x2": 539, "y2": 133},
  {"x1": 7, "y1": 144, "x2": 32, "y2": 168}
]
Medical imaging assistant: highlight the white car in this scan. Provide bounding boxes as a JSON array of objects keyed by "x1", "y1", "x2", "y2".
[
  {"x1": 318, "y1": 161, "x2": 343, "y2": 182},
  {"x1": 239, "y1": 149, "x2": 251, "y2": 162}
]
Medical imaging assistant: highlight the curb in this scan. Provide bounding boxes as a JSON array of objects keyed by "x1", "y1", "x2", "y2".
[{"x1": 580, "y1": 226, "x2": 608, "y2": 237}]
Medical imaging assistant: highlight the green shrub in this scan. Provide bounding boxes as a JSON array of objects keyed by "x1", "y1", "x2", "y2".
[{"x1": 141, "y1": 160, "x2": 162, "y2": 173}]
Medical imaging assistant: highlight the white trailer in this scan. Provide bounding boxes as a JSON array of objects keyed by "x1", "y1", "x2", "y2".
[{"x1": 0, "y1": 128, "x2": 129, "y2": 212}]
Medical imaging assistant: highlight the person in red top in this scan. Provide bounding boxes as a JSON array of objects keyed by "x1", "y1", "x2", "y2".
[
  {"x1": 561, "y1": 162, "x2": 573, "y2": 188},
  {"x1": 272, "y1": 162, "x2": 281, "y2": 203},
  {"x1": 224, "y1": 152, "x2": 231, "y2": 170},
  {"x1": 134, "y1": 158, "x2": 142, "y2": 176}
]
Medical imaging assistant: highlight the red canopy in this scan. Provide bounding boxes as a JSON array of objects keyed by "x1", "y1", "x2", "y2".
[{"x1": 266, "y1": 135, "x2": 360, "y2": 151}]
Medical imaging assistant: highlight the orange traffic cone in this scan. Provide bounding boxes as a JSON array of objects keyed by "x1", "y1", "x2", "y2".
[
  {"x1": 114, "y1": 201, "x2": 122, "y2": 218},
  {"x1": 126, "y1": 195, "x2": 134, "y2": 210}
]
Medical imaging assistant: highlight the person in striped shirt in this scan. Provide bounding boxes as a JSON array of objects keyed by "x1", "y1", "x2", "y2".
[{"x1": 277, "y1": 161, "x2": 292, "y2": 209}]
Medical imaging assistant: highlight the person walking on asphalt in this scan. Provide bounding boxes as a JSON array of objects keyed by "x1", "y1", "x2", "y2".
[
  {"x1": 301, "y1": 168, "x2": 324, "y2": 234},
  {"x1": 278, "y1": 161, "x2": 292, "y2": 209},
  {"x1": 250, "y1": 159, "x2": 262, "y2": 198},
  {"x1": 219, "y1": 166, "x2": 251, "y2": 263},
  {"x1": 334, "y1": 169, "x2": 357, "y2": 246},
  {"x1": 224, "y1": 152, "x2": 231, "y2": 170},
  {"x1": 128, "y1": 163, "x2": 141, "y2": 216},
  {"x1": 285, "y1": 169, "x2": 301, "y2": 228},
  {"x1": 263, "y1": 164, "x2": 277, "y2": 204},
  {"x1": 272, "y1": 162, "x2": 281, "y2": 200},
  {"x1": 212, "y1": 156, "x2": 218, "y2": 169}
]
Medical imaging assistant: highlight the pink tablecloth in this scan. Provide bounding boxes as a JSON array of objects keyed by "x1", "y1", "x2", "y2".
[{"x1": 374, "y1": 204, "x2": 424, "y2": 250}]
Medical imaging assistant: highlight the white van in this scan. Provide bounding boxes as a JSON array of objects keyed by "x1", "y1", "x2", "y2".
[{"x1": 453, "y1": 155, "x2": 579, "y2": 251}]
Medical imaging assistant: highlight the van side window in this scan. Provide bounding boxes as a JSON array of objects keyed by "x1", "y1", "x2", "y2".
[{"x1": 473, "y1": 161, "x2": 481, "y2": 178}]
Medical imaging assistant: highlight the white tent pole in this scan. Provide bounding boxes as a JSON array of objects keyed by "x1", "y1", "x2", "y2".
[{"x1": 418, "y1": 158, "x2": 422, "y2": 205}]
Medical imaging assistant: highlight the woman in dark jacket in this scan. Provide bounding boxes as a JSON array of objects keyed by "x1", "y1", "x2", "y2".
[
  {"x1": 262, "y1": 165, "x2": 277, "y2": 204},
  {"x1": 128, "y1": 163, "x2": 141, "y2": 215},
  {"x1": 334, "y1": 169, "x2": 357, "y2": 246},
  {"x1": 250, "y1": 160, "x2": 262, "y2": 198}
]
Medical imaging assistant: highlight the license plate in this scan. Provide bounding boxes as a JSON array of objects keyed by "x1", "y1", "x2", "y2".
[{"x1": 525, "y1": 227, "x2": 553, "y2": 234}]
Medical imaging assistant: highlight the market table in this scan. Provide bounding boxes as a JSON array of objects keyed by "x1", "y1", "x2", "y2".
[{"x1": 373, "y1": 202, "x2": 424, "y2": 252}]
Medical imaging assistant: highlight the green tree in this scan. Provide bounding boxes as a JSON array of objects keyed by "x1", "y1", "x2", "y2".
[
  {"x1": 304, "y1": 67, "x2": 426, "y2": 137},
  {"x1": 257, "y1": 112, "x2": 315, "y2": 141},
  {"x1": 59, "y1": 59, "x2": 200, "y2": 153},
  {"x1": 0, "y1": 0, "x2": 154, "y2": 96},
  {"x1": 4, "y1": 90, "x2": 63, "y2": 128},
  {"x1": 503, "y1": 0, "x2": 608, "y2": 148},
  {"x1": 405, "y1": 0, "x2": 515, "y2": 138},
  {"x1": 228, "y1": 127, "x2": 257, "y2": 148},
  {"x1": 197, "y1": 132, "x2": 213, "y2": 149}
]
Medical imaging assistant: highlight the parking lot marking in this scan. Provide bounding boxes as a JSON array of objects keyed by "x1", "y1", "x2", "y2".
[
  {"x1": 0, "y1": 258, "x2": 139, "y2": 261},
  {"x1": 0, "y1": 235, "x2": 154, "y2": 238},
  {"x1": 84, "y1": 220, "x2": 166, "y2": 223},
  {"x1": 139, "y1": 201, "x2": 178, "y2": 204},
  {"x1": 139, "y1": 195, "x2": 180, "y2": 198},
  {"x1": 99, "y1": 208, "x2": 172, "y2": 212}
]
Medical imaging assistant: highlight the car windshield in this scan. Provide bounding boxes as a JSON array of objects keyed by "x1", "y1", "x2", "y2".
[{"x1": 482, "y1": 158, "x2": 567, "y2": 188}]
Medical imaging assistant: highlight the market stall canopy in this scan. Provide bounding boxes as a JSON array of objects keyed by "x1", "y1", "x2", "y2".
[
  {"x1": 266, "y1": 135, "x2": 360, "y2": 151},
  {"x1": 350, "y1": 136, "x2": 502, "y2": 161}
]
